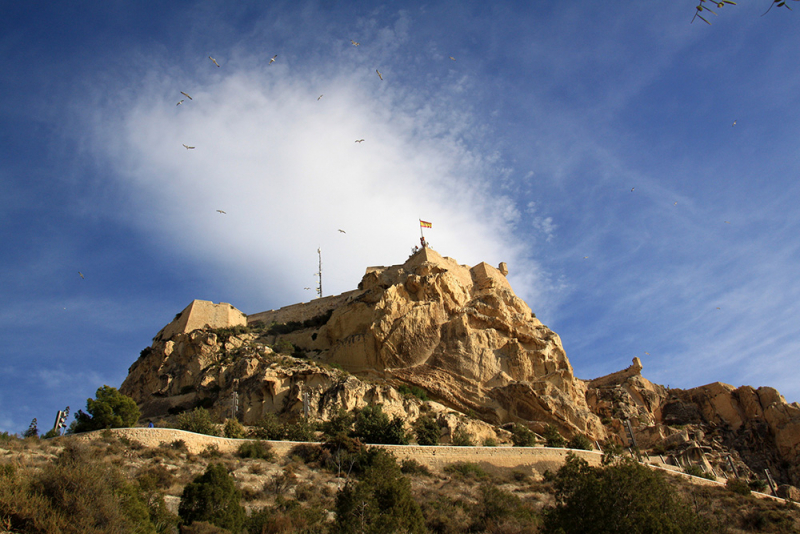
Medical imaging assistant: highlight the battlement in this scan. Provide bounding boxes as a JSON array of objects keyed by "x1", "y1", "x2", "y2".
[{"x1": 153, "y1": 300, "x2": 247, "y2": 344}]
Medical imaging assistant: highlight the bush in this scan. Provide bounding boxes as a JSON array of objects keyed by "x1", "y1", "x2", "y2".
[
  {"x1": 179, "y1": 463, "x2": 246, "y2": 532},
  {"x1": 22, "y1": 418, "x2": 38, "y2": 439},
  {"x1": 353, "y1": 405, "x2": 409, "y2": 445},
  {"x1": 400, "y1": 459, "x2": 433, "y2": 477},
  {"x1": 250, "y1": 413, "x2": 284, "y2": 440},
  {"x1": 413, "y1": 415, "x2": 440, "y2": 446},
  {"x1": 444, "y1": 462, "x2": 488, "y2": 480},
  {"x1": 321, "y1": 408, "x2": 355, "y2": 439},
  {"x1": 222, "y1": 418, "x2": 246, "y2": 439},
  {"x1": 451, "y1": 425, "x2": 475, "y2": 446},
  {"x1": 511, "y1": 423, "x2": 537, "y2": 447},
  {"x1": 284, "y1": 418, "x2": 316, "y2": 442},
  {"x1": 542, "y1": 453, "x2": 712, "y2": 533},
  {"x1": 473, "y1": 482, "x2": 538, "y2": 532},
  {"x1": 567, "y1": 434, "x2": 593, "y2": 451},
  {"x1": 483, "y1": 437, "x2": 498, "y2": 447},
  {"x1": 0, "y1": 443, "x2": 161, "y2": 533},
  {"x1": 71, "y1": 385, "x2": 141, "y2": 433},
  {"x1": 332, "y1": 450, "x2": 425, "y2": 534},
  {"x1": 726, "y1": 477, "x2": 751, "y2": 495},
  {"x1": 543, "y1": 424, "x2": 566, "y2": 448},
  {"x1": 237, "y1": 440, "x2": 274, "y2": 460},
  {"x1": 684, "y1": 464, "x2": 715, "y2": 480},
  {"x1": 176, "y1": 407, "x2": 218, "y2": 436},
  {"x1": 398, "y1": 384, "x2": 429, "y2": 401}
]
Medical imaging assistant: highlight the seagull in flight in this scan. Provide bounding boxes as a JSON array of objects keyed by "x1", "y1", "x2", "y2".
[
  {"x1": 376, "y1": 69, "x2": 383, "y2": 80},
  {"x1": 181, "y1": 92, "x2": 193, "y2": 100},
  {"x1": 732, "y1": 120, "x2": 737, "y2": 127},
  {"x1": 338, "y1": 229, "x2": 346, "y2": 233},
  {"x1": 209, "y1": 56, "x2": 220, "y2": 67},
  {"x1": 182, "y1": 144, "x2": 195, "y2": 150},
  {"x1": 631, "y1": 187, "x2": 635, "y2": 192},
  {"x1": 177, "y1": 99, "x2": 185, "y2": 106},
  {"x1": 355, "y1": 139, "x2": 364, "y2": 143},
  {"x1": 449, "y1": 56, "x2": 456, "y2": 61},
  {"x1": 269, "y1": 55, "x2": 277, "y2": 65},
  {"x1": 725, "y1": 221, "x2": 731, "y2": 224},
  {"x1": 216, "y1": 210, "x2": 226, "y2": 214},
  {"x1": 318, "y1": 95, "x2": 323, "y2": 101},
  {"x1": 79, "y1": 272, "x2": 84, "y2": 279},
  {"x1": 351, "y1": 40, "x2": 360, "y2": 46}
]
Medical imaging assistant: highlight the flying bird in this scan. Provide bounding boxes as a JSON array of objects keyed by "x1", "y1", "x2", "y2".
[
  {"x1": 725, "y1": 221, "x2": 731, "y2": 224},
  {"x1": 182, "y1": 144, "x2": 195, "y2": 150},
  {"x1": 644, "y1": 352, "x2": 650, "y2": 355},
  {"x1": 269, "y1": 55, "x2": 277, "y2": 65},
  {"x1": 216, "y1": 210, "x2": 226, "y2": 214},
  {"x1": 376, "y1": 69, "x2": 383, "y2": 80},
  {"x1": 304, "y1": 287, "x2": 312, "y2": 290},
  {"x1": 449, "y1": 56, "x2": 456, "y2": 61},
  {"x1": 583, "y1": 256, "x2": 589, "y2": 259},
  {"x1": 338, "y1": 229, "x2": 346, "y2": 233},
  {"x1": 732, "y1": 120, "x2": 737, "y2": 126},
  {"x1": 355, "y1": 139, "x2": 364, "y2": 143},
  {"x1": 351, "y1": 40, "x2": 360, "y2": 46},
  {"x1": 176, "y1": 100, "x2": 184, "y2": 106},
  {"x1": 79, "y1": 272, "x2": 84, "y2": 279},
  {"x1": 716, "y1": 307, "x2": 721, "y2": 310},
  {"x1": 181, "y1": 92, "x2": 193, "y2": 100},
  {"x1": 674, "y1": 201, "x2": 678, "y2": 205},
  {"x1": 317, "y1": 95, "x2": 323, "y2": 100},
  {"x1": 209, "y1": 56, "x2": 220, "y2": 67},
  {"x1": 631, "y1": 187, "x2": 635, "y2": 192}
]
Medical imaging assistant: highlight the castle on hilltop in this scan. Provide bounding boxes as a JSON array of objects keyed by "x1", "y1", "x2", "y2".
[{"x1": 154, "y1": 248, "x2": 511, "y2": 343}]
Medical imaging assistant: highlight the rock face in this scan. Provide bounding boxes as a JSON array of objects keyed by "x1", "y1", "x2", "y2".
[
  {"x1": 258, "y1": 248, "x2": 604, "y2": 438},
  {"x1": 121, "y1": 247, "x2": 800, "y2": 489}
]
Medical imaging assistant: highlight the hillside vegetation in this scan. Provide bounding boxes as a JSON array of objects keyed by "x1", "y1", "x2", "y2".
[{"x1": 2, "y1": 431, "x2": 799, "y2": 534}]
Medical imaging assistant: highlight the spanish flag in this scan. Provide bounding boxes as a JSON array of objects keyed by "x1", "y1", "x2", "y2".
[{"x1": 419, "y1": 220, "x2": 432, "y2": 228}]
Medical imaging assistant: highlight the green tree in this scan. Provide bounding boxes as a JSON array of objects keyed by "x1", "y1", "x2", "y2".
[
  {"x1": 450, "y1": 425, "x2": 475, "y2": 446},
  {"x1": 353, "y1": 405, "x2": 409, "y2": 445},
  {"x1": 179, "y1": 463, "x2": 246, "y2": 532},
  {"x1": 542, "y1": 453, "x2": 711, "y2": 534},
  {"x1": 567, "y1": 434, "x2": 593, "y2": 451},
  {"x1": 72, "y1": 385, "x2": 140, "y2": 433},
  {"x1": 250, "y1": 412, "x2": 284, "y2": 440},
  {"x1": 222, "y1": 418, "x2": 245, "y2": 439},
  {"x1": 176, "y1": 407, "x2": 218, "y2": 436},
  {"x1": 22, "y1": 418, "x2": 38, "y2": 438},
  {"x1": 321, "y1": 408, "x2": 355, "y2": 439},
  {"x1": 332, "y1": 449, "x2": 426, "y2": 534},
  {"x1": 413, "y1": 415, "x2": 440, "y2": 446},
  {"x1": 543, "y1": 424, "x2": 566, "y2": 448},
  {"x1": 511, "y1": 423, "x2": 537, "y2": 447}
]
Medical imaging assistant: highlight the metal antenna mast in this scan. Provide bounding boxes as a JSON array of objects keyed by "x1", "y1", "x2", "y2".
[{"x1": 317, "y1": 247, "x2": 323, "y2": 298}]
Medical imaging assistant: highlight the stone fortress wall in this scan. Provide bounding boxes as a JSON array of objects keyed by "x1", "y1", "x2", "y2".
[{"x1": 157, "y1": 248, "x2": 514, "y2": 338}]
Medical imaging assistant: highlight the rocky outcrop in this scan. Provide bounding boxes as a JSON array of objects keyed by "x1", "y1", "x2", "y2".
[{"x1": 120, "y1": 247, "x2": 800, "y2": 491}]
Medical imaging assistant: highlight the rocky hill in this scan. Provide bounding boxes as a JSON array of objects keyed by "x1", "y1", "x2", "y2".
[{"x1": 120, "y1": 248, "x2": 800, "y2": 492}]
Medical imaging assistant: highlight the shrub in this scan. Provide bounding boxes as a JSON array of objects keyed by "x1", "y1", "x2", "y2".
[
  {"x1": 237, "y1": 440, "x2": 274, "y2": 460},
  {"x1": 444, "y1": 462, "x2": 488, "y2": 480},
  {"x1": 250, "y1": 412, "x2": 284, "y2": 440},
  {"x1": 542, "y1": 453, "x2": 711, "y2": 533},
  {"x1": 284, "y1": 418, "x2": 316, "y2": 442},
  {"x1": 473, "y1": 482, "x2": 538, "y2": 532},
  {"x1": 179, "y1": 463, "x2": 246, "y2": 532},
  {"x1": 353, "y1": 405, "x2": 409, "y2": 445},
  {"x1": 71, "y1": 385, "x2": 140, "y2": 433},
  {"x1": 567, "y1": 434, "x2": 593, "y2": 451},
  {"x1": 511, "y1": 423, "x2": 537, "y2": 447},
  {"x1": 22, "y1": 418, "x2": 38, "y2": 439},
  {"x1": 400, "y1": 459, "x2": 433, "y2": 477},
  {"x1": 398, "y1": 384, "x2": 429, "y2": 401},
  {"x1": 222, "y1": 418, "x2": 246, "y2": 439},
  {"x1": 176, "y1": 407, "x2": 218, "y2": 436},
  {"x1": 321, "y1": 408, "x2": 355, "y2": 439},
  {"x1": 543, "y1": 424, "x2": 566, "y2": 448},
  {"x1": 332, "y1": 450, "x2": 425, "y2": 534},
  {"x1": 483, "y1": 437, "x2": 498, "y2": 447},
  {"x1": 288, "y1": 443, "x2": 324, "y2": 464},
  {"x1": 413, "y1": 415, "x2": 440, "y2": 446},
  {"x1": 748, "y1": 478, "x2": 768, "y2": 492},
  {"x1": 726, "y1": 477, "x2": 751, "y2": 495},
  {"x1": 451, "y1": 425, "x2": 475, "y2": 446},
  {"x1": 684, "y1": 464, "x2": 715, "y2": 480}
]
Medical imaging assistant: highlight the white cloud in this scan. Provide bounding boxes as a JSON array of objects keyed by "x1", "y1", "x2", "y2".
[{"x1": 84, "y1": 57, "x2": 547, "y2": 311}]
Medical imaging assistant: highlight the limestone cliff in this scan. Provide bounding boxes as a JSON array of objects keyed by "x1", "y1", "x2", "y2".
[{"x1": 120, "y1": 248, "x2": 800, "y2": 489}]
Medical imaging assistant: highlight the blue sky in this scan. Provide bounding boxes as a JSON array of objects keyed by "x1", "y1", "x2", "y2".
[{"x1": 2, "y1": 1, "x2": 799, "y2": 433}]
